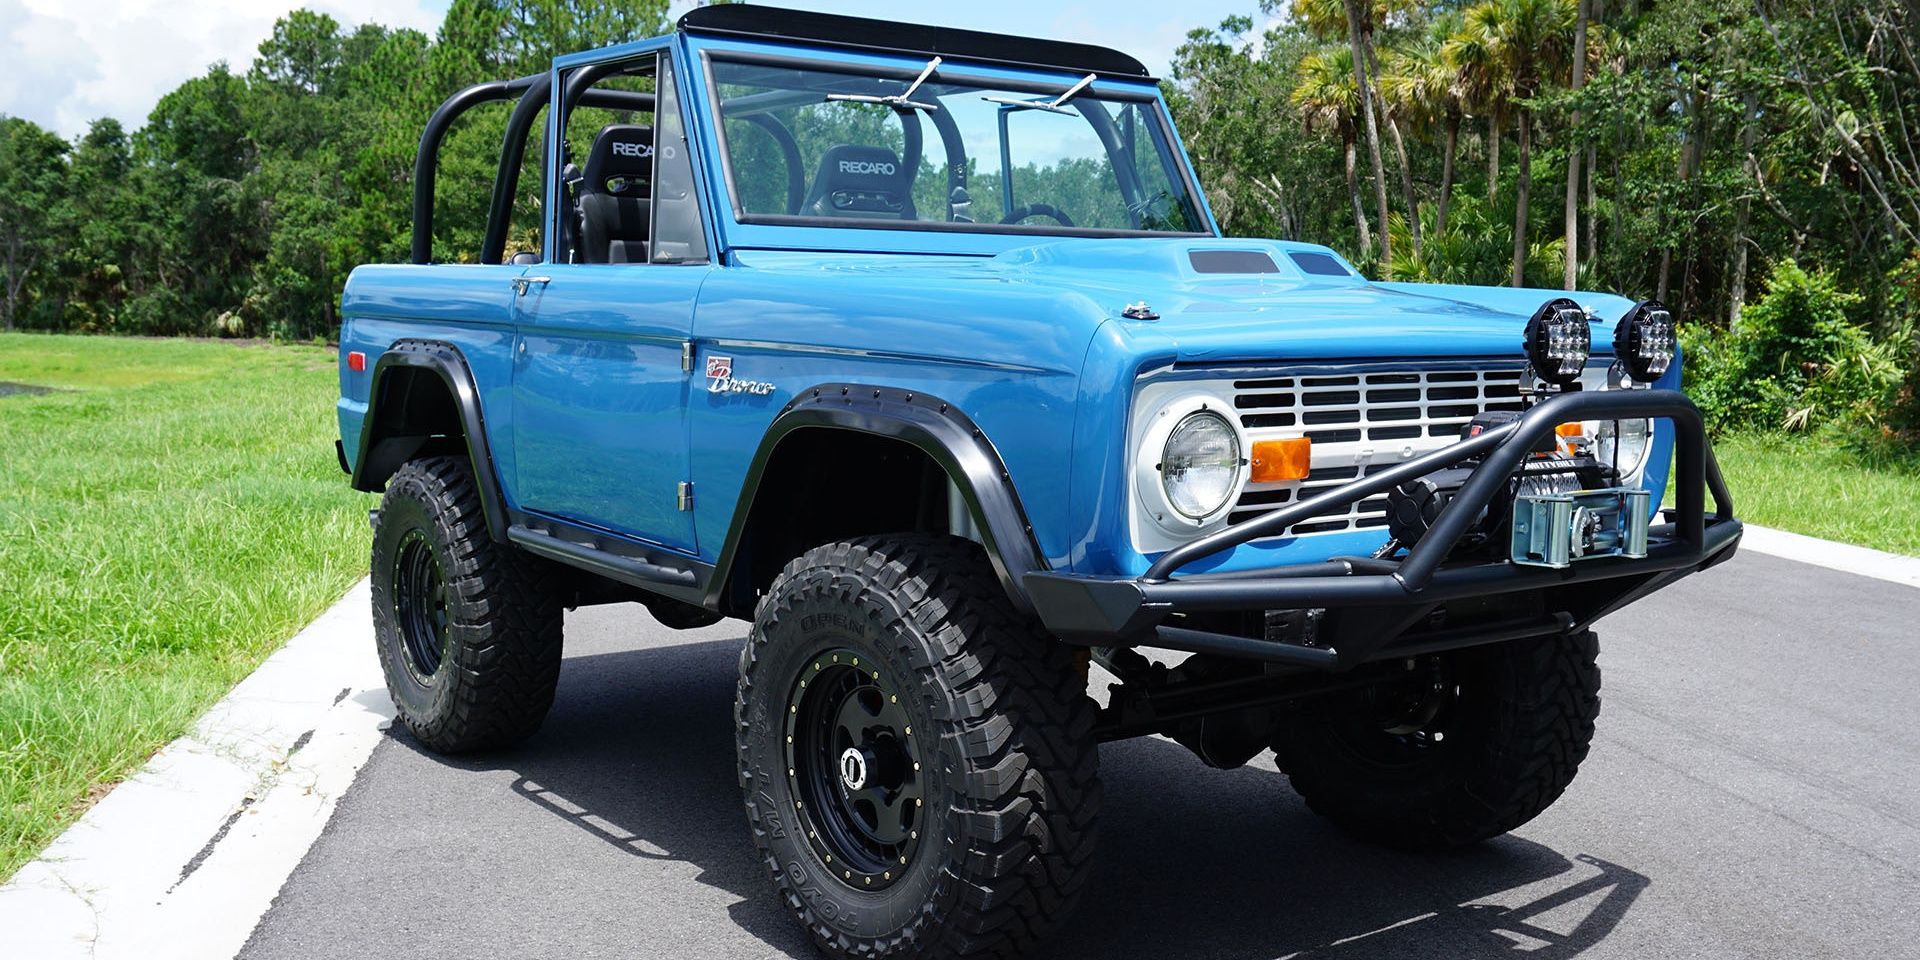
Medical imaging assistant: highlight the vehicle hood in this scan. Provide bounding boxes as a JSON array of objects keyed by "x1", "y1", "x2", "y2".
[
  {"x1": 725, "y1": 237, "x2": 1640, "y2": 373},
  {"x1": 987, "y1": 237, "x2": 1640, "y2": 365}
]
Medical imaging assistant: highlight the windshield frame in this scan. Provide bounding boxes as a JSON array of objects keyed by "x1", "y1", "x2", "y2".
[{"x1": 695, "y1": 46, "x2": 1218, "y2": 245}]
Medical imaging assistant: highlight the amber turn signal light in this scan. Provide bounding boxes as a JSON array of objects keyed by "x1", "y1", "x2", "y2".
[
  {"x1": 1554, "y1": 421, "x2": 1588, "y2": 457},
  {"x1": 1250, "y1": 437, "x2": 1312, "y2": 482}
]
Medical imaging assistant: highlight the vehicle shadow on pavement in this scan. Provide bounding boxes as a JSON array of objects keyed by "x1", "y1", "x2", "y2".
[{"x1": 426, "y1": 634, "x2": 1648, "y2": 960}]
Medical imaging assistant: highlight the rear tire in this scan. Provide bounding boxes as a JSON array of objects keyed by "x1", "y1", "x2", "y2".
[
  {"x1": 736, "y1": 535, "x2": 1100, "y2": 960},
  {"x1": 1272, "y1": 630, "x2": 1601, "y2": 850},
  {"x1": 371, "y1": 456, "x2": 564, "y2": 753}
]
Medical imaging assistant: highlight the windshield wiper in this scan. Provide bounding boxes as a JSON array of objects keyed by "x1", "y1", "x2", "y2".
[
  {"x1": 827, "y1": 56, "x2": 942, "y2": 112},
  {"x1": 982, "y1": 72, "x2": 1097, "y2": 115}
]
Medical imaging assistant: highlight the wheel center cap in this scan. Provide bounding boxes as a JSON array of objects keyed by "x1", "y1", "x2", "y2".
[{"x1": 838, "y1": 747, "x2": 869, "y2": 791}]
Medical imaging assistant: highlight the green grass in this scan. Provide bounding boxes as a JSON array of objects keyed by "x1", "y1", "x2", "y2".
[
  {"x1": 1696, "y1": 432, "x2": 1920, "y2": 557},
  {"x1": 0, "y1": 334, "x2": 371, "y2": 879}
]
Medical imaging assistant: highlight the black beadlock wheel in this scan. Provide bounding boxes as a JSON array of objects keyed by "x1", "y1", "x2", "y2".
[
  {"x1": 785, "y1": 648, "x2": 926, "y2": 890},
  {"x1": 371, "y1": 456, "x2": 564, "y2": 754},
  {"x1": 393, "y1": 530, "x2": 450, "y2": 682},
  {"x1": 1272, "y1": 630, "x2": 1602, "y2": 850},
  {"x1": 736, "y1": 535, "x2": 1100, "y2": 960}
]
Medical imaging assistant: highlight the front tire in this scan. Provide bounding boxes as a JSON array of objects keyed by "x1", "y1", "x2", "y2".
[
  {"x1": 1272, "y1": 630, "x2": 1601, "y2": 850},
  {"x1": 371, "y1": 456, "x2": 564, "y2": 753},
  {"x1": 736, "y1": 536, "x2": 1100, "y2": 960}
]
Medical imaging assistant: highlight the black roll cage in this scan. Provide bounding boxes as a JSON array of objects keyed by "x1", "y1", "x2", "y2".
[{"x1": 409, "y1": 73, "x2": 659, "y2": 265}]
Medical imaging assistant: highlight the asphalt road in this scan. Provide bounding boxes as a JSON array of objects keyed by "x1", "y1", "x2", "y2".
[{"x1": 242, "y1": 550, "x2": 1920, "y2": 960}]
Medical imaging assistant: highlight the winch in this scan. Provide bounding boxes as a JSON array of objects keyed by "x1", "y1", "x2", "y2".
[{"x1": 1386, "y1": 412, "x2": 1651, "y2": 569}]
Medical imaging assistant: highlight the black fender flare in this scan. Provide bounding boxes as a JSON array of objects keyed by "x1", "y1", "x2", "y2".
[
  {"x1": 708, "y1": 384, "x2": 1047, "y2": 614},
  {"x1": 351, "y1": 339, "x2": 510, "y2": 543}
]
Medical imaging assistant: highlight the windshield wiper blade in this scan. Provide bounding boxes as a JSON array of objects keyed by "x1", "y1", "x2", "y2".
[
  {"x1": 982, "y1": 72, "x2": 1097, "y2": 114},
  {"x1": 827, "y1": 55, "x2": 942, "y2": 112}
]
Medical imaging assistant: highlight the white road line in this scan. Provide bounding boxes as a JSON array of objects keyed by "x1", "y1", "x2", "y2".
[
  {"x1": 0, "y1": 579, "x2": 392, "y2": 960},
  {"x1": 1736, "y1": 524, "x2": 1920, "y2": 590}
]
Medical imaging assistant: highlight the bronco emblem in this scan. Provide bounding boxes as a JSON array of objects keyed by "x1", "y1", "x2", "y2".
[{"x1": 705, "y1": 355, "x2": 775, "y2": 396}]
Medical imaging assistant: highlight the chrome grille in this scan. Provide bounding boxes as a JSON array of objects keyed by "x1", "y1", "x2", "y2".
[{"x1": 1228, "y1": 365, "x2": 1524, "y2": 537}]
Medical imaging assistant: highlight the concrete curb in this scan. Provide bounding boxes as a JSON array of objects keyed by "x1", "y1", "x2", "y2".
[
  {"x1": 1737, "y1": 524, "x2": 1920, "y2": 590},
  {"x1": 0, "y1": 579, "x2": 393, "y2": 960}
]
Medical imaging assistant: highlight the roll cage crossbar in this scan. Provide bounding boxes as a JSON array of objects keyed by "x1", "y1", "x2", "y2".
[
  {"x1": 409, "y1": 74, "x2": 659, "y2": 265},
  {"x1": 1024, "y1": 389, "x2": 1741, "y2": 667}
]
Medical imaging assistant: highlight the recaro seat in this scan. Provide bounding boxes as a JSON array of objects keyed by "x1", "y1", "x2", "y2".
[
  {"x1": 578, "y1": 124, "x2": 654, "y2": 263},
  {"x1": 803, "y1": 145, "x2": 917, "y2": 220}
]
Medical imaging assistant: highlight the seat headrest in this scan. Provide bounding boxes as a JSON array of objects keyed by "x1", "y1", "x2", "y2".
[
  {"x1": 583, "y1": 124, "x2": 654, "y2": 196},
  {"x1": 806, "y1": 144, "x2": 914, "y2": 218}
]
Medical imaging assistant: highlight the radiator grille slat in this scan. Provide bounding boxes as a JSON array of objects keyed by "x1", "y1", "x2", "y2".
[{"x1": 1228, "y1": 365, "x2": 1521, "y2": 539}]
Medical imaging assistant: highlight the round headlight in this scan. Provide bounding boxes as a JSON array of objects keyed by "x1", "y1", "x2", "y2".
[
  {"x1": 1614, "y1": 299, "x2": 1676, "y2": 383},
  {"x1": 1161, "y1": 411, "x2": 1241, "y2": 519},
  {"x1": 1524, "y1": 298, "x2": 1592, "y2": 385},
  {"x1": 1592, "y1": 417, "x2": 1653, "y2": 478}
]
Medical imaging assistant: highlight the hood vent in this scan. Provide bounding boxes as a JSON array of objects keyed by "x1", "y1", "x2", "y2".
[
  {"x1": 1189, "y1": 249, "x2": 1278, "y2": 274},
  {"x1": 1288, "y1": 251, "x2": 1352, "y2": 277}
]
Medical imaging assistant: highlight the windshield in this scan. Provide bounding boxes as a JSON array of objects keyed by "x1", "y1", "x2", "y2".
[{"x1": 708, "y1": 59, "x2": 1209, "y2": 237}]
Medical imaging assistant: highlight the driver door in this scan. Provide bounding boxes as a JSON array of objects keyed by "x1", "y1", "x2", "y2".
[{"x1": 510, "y1": 50, "x2": 710, "y2": 554}]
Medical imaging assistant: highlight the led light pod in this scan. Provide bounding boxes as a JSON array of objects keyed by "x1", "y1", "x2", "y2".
[
  {"x1": 1524, "y1": 298, "x2": 1593, "y2": 386},
  {"x1": 1614, "y1": 299, "x2": 1676, "y2": 383}
]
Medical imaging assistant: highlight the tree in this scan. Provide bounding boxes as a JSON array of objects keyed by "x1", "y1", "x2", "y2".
[
  {"x1": 59, "y1": 119, "x2": 140, "y2": 330},
  {"x1": 1456, "y1": 0, "x2": 1576, "y2": 287},
  {"x1": 1562, "y1": 0, "x2": 1590, "y2": 289},
  {"x1": 138, "y1": 63, "x2": 264, "y2": 332},
  {"x1": 1292, "y1": 0, "x2": 1394, "y2": 261},
  {"x1": 1169, "y1": 17, "x2": 1313, "y2": 239},
  {"x1": 1445, "y1": 3, "x2": 1512, "y2": 208},
  {"x1": 0, "y1": 117, "x2": 69, "y2": 331},
  {"x1": 1382, "y1": 30, "x2": 1459, "y2": 238},
  {"x1": 1295, "y1": 46, "x2": 1374, "y2": 253}
]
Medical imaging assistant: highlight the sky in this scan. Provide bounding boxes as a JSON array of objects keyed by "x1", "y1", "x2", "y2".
[{"x1": 0, "y1": 0, "x2": 1267, "y2": 139}]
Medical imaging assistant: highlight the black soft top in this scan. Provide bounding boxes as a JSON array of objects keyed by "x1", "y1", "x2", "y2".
[{"x1": 677, "y1": 4, "x2": 1152, "y2": 79}]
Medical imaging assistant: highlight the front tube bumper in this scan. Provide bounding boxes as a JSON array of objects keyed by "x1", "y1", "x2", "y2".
[{"x1": 1025, "y1": 389, "x2": 1741, "y2": 666}]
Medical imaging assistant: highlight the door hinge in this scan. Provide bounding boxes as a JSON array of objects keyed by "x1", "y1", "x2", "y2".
[
  {"x1": 677, "y1": 481, "x2": 695, "y2": 512},
  {"x1": 681, "y1": 341, "x2": 694, "y2": 373}
]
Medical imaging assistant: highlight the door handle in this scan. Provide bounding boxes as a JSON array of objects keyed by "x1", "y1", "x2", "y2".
[{"x1": 511, "y1": 276, "x2": 552, "y2": 296}]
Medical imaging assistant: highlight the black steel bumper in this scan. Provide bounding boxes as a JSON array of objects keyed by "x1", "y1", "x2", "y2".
[{"x1": 1026, "y1": 389, "x2": 1741, "y2": 669}]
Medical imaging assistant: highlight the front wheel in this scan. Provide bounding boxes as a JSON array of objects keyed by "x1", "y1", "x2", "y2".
[
  {"x1": 736, "y1": 536, "x2": 1100, "y2": 960},
  {"x1": 1272, "y1": 630, "x2": 1601, "y2": 850},
  {"x1": 371, "y1": 456, "x2": 564, "y2": 753}
]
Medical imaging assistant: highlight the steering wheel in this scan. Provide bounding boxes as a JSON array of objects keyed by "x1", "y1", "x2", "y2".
[{"x1": 1000, "y1": 203, "x2": 1076, "y2": 227}]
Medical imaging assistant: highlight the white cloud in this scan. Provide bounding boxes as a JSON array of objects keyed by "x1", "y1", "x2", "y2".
[{"x1": 0, "y1": 0, "x2": 444, "y2": 138}]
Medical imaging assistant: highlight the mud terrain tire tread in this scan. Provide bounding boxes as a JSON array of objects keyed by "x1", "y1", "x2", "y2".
[
  {"x1": 736, "y1": 535, "x2": 1100, "y2": 960},
  {"x1": 1273, "y1": 630, "x2": 1601, "y2": 850},
  {"x1": 371, "y1": 456, "x2": 564, "y2": 753}
]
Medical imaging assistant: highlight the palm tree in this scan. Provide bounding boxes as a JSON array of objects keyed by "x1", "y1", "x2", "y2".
[
  {"x1": 1294, "y1": 0, "x2": 1396, "y2": 264},
  {"x1": 1562, "y1": 0, "x2": 1591, "y2": 290},
  {"x1": 1294, "y1": 45, "x2": 1373, "y2": 255},
  {"x1": 1444, "y1": 4, "x2": 1512, "y2": 208},
  {"x1": 1451, "y1": 0, "x2": 1576, "y2": 287},
  {"x1": 1382, "y1": 28, "x2": 1464, "y2": 237},
  {"x1": 1377, "y1": 45, "x2": 1427, "y2": 256},
  {"x1": 1501, "y1": 0, "x2": 1577, "y2": 287}
]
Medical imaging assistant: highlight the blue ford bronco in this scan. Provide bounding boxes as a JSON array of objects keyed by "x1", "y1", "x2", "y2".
[{"x1": 336, "y1": 6, "x2": 1741, "y2": 957}]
